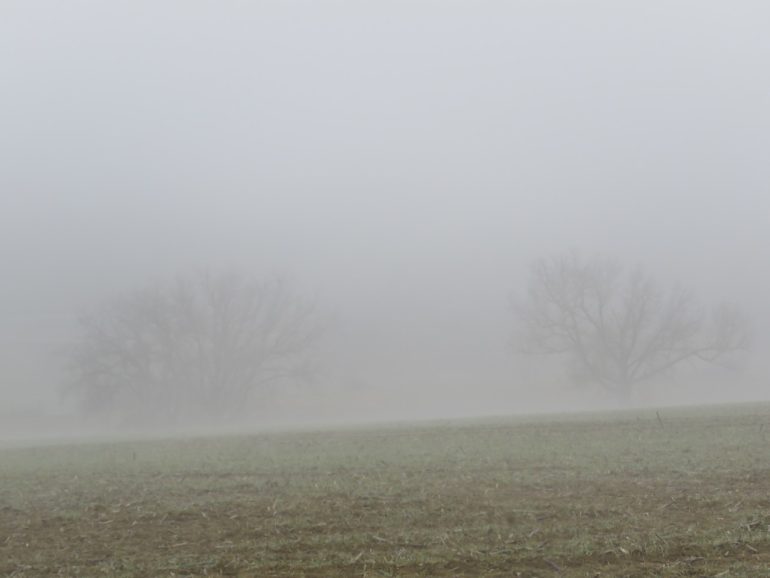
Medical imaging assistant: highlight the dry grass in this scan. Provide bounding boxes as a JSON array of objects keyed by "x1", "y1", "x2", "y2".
[{"x1": 3, "y1": 405, "x2": 770, "y2": 577}]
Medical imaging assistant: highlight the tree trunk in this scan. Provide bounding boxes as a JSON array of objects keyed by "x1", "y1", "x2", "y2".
[{"x1": 610, "y1": 381, "x2": 633, "y2": 408}]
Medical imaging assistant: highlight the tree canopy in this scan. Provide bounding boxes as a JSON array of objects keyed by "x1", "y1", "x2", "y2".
[
  {"x1": 513, "y1": 253, "x2": 749, "y2": 398},
  {"x1": 68, "y1": 272, "x2": 323, "y2": 423}
]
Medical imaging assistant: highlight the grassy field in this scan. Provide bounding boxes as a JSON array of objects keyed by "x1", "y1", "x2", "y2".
[{"x1": 3, "y1": 405, "x2": 770, "y2": 577}]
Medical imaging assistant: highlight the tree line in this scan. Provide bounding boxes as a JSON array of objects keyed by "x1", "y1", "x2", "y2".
[{"x1": 67, "y1": 252, "x2": 750, "y2": 423}]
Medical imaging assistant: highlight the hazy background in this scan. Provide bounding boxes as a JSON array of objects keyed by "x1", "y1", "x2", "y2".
[{"x1": 2, "y1": 1, "x2": 769, "y2": 430}]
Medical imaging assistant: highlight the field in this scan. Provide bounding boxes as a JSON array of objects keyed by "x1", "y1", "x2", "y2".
[{"x1": 3, "y1": 405, "x2": 770, "y2": 577}]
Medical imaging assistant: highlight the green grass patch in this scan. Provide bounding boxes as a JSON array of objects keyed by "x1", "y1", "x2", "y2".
[{"x1": 3, "y1": 404, "x2": 770, "y2": 576}]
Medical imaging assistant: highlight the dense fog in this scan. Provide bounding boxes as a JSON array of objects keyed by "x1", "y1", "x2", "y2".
[{"x1": 2, "y1": 1, "x2": 769, "y2": 435}]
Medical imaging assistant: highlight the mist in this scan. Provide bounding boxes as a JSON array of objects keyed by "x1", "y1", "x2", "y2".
[{"x1": 2, "y1": 1, "x2": 770, "y2": 436}]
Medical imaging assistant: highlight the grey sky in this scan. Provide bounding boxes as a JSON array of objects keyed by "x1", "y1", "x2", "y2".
[{"x1": 2, "y1": 1, "x2": 769, "y2": 417}]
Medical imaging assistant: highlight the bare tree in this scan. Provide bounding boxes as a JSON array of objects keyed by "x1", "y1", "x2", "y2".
[
  {"x1": 512, "y1": 253, "x2": 749, "y2": 400},
  {"x1": 67, "y1": 271, "x2": 324, "y2": 423}
]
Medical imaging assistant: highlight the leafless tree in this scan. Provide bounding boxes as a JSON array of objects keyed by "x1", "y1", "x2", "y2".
[
  {"x1": 512, "y1": 253, "x2": 749, "y2": 400},
  {"x1": 67, "y1": 271, "x2": 324, "y2": 423}
]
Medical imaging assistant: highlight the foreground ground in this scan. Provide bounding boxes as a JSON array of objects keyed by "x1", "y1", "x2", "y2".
[{"x1": 2, "y1": 405, "x2": 770, "y2": 577}]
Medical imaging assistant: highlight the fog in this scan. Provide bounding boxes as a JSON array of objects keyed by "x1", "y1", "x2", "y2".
[{"x1": 2, "y1": 1, "x2": 770, "y2": 435}]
